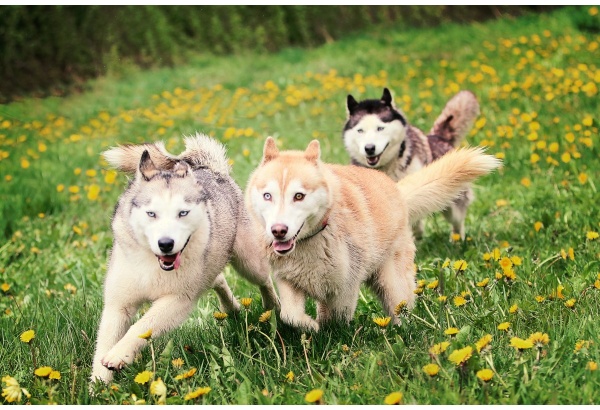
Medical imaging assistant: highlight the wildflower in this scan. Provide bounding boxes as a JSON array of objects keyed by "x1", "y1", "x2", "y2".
[
  {"x1": 574, "y1": 340, "x2": 593, "y2": 353},
  {"x1": 240, "y1": 298, "x2": 253, "y2": 308},
  {"x1": 475, "y1": 369, "x2": 493, "y2": 383},
  {"x1": 150, "y1": 378, "x2": 167, "y2": 405},
  {"x1": 453, "y1": 260, "x2": 468, "y2": 271},
  {"x1": 172, "y1": 358, "x2": 184, "y2": 368},
  {"x1": 587, "y1": 231, "x2": 599, "y2": 240},
  {"x1": 414, "y1": 288, "x2": 424, "y2": 295},
  {"x1": 556, "y1": 284, "x2": 565, "y2": 299},
  {"x1": 427, "y1": 280, "x2": 439, "y2": 289},
  {"x1": 64, "y1": 283, "x2": 77, "y2": 294},
  {"x1": 497, "y1": 322, "x2": 511, "y2": 332},
  {"x1": 444, "y1": 327, "x2": 459, "y2": 337},
  {"x1": 510, "y1": 337, "x2": 534, "y2": 351},
  {"x1": 394, "y1": 301, "x2": 408, "y2": 315},
  {"x1": 422, "y1": 363, "x2": 440, "y2": 376},
  {"x1": 373, "y1": 316, "x2": 391, "y2": 328},
  {"x1": 184, "y1": 386, "x2": 211, "y2": 401},
  {"x1": 305, "y1": 388, "x2": 324, "y2": 404},
  {"x1": 437, "y1": 296, "x2": 448, "y2": 303},
  {"x1": 521, "y1": 177, "x2": 531, "y2": 187},
  {"x1": 20, "y1": 329, "x2": 35, "y2": 343},
  {"x1": 495, "y1": 271, "x2": 503, "y2": 280},
  {"x1": 138, "y1": 329, "x2": 152, "y2": 339},
  {"x1": 0, "y1": 283, "x2": 9, "y2": 292},
  {"x1": 384, "y1": 391, "x2": 403, "y2": 405},
  {"x1": 564, "y1": 298, "x2": 576, "y2": 309},
  {"x1": 510, "y1": 256, "x2": 522, "y2": 266},
  {"x1": 213, "y1": 312, "x2": 228, "y2": 321},
  {"x1": 285, "y1": 371, "x2": 295, "y2": 382},
  {"x1": 475, "y1": 334, "x2": 493, "y2": 353},
  {"x1": 476, "y1": 278, "x2": 490, "y2": 288},
  {"x1": 448, "y1": 346, "x2": 473, "y2": 366},
  {"x1": 509, "y1": 304, "x2": 519, "y2": 314},
  {"x1": 588, "y1": 361, "x2": 598, "y2": 371},
  {"x1": 134, "y1": 370, "x2": 153, "y2": 385},
  {"x1": 451, "y1": 233, "x2": 461, "y2": 242},
  {"x1": 528, "y1": 332, "x2": 549, "y2": 348},
  {"x1": 174, "y1": 368, "x2": 197, "y2": 380},
  {"x1": 534, "y1": 221, "x2": 543, "y2": 232},
  {"x1": 259, "y1": 310, "x2": 272, "y2": 323},
  {"x1": 49, "y1": 371, "x2": 61, "y2": 380},
  {"x1": 34, "y1": 366, "x2": 53, "y2": 377},
  {"x1": 442, "y1": 259, "x2": 450, "y2": 268},
  {"x1": 2, "y1": 375, "x2": 30, "y2": 403},
  {"x1": 595, "y1": 279, "x2": 600, "y2": 290},
  {"x1": 503, "y1": 268, "x2": 516, "y2": 281},
  {"x1": 429, "y1": 341, "x2": 451, "y2": 355},
  {"x1": 535, "y1": 295, "x2": 546, "y2": 303},
  {"x1": 578, "y1": 173, "x2": 588, "y2": 184},
  {"x1": 87, "y1": 184, "x2": 101, "y2": 201}
]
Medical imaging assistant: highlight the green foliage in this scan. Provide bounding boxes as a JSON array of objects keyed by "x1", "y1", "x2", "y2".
[{"x1": 0, "y1": 6, "x2": 599, "y2": 404}]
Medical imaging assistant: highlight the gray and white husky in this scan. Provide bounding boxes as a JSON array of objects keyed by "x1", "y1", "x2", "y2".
[
  {"x1": 343, "y1": 88, "x2": 481, "y2": 239},
  {"x1": 90, "y1": 133, "x2": 279, "y2": 384}
]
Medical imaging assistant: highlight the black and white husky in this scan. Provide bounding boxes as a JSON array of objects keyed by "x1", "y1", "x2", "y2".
[{"x1": 343, "y1": 88, "x2": 481, "y2": 240}]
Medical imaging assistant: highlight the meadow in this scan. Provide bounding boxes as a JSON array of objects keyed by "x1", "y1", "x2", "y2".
[{"x1": 0, "y1": 6, "x2": 599, "y2": 405}]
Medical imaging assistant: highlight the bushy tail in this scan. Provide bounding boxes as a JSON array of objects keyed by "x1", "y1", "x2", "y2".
[
  {"x1": 398, "y1": 147, "x2": 501, "y2": 224},
  {"x1": 102, "y1": 132, "x2": 230, "y2": 175},
  {"x1": 102, "y1": 141, "x2": 176, "y2": 173},
  {"x1": 429, "y1": 90, "x2": 480, "y2": 146}
]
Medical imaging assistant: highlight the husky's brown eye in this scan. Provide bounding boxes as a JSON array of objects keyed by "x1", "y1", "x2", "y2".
[
  {"x1": 263, "y1": 193, "x2": 272, "y2": 201},
  {"x1": 294, "y1": 193, "x2": 305, "y2": 201}
]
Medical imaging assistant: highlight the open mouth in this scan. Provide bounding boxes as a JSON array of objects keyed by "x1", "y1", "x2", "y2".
[
  {"x1": 366, "y1": 154, "x2": 382, "y2": 166},
  {"x1": 272, "y1": 223, "x2": 304, "y2": 256},
  {"x1": 157, "y1": 252, "x2": 182, "y2": 271}
]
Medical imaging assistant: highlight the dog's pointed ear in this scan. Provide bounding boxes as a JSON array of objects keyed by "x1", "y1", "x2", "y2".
[
  {"x1": 346, "y1": 94, "x2": 359, "y2": 115},
  {"x1": 381, "y1": 88, "x2": 394, "y2": 106},
  {"x1": 172, "y1": 160, "x2": 190, "y2": 177},
  {"x1": 304, "y1": 140, "x2": 321, "y2": 164},
  {"x1": 262, "y1": 137, "x2": 280, "y2": 165},
  {"x1": 138, "y1": 150, "x2": 159, "y2": 181}
]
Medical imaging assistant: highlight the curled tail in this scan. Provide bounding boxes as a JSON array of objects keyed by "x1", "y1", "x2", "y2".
[
  {"x1": 102, "y1": 132, "x2": 230, "y2": 175},
  {"x1": 397, "y1": 147, "x2": 501, "y2": 224},
  {"x1": 429, "y1": 90, "x2": 480, "y2": 146}
]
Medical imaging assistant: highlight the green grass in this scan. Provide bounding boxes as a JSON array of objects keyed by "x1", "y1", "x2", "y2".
[{"x1": 1, "y1": 5, "x2": 599, "y2": 404}]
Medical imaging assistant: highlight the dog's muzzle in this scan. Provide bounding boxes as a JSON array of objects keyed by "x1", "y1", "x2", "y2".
[{"x1": 156, "y1": 236, "x2": 190, "y2": 271}]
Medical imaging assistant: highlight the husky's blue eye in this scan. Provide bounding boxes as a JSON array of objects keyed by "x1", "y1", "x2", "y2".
[
  {"x1": 263, "y1": 193, "x2": 272, "y2": 201},
  {"x1": 179, "y1": 210, "x2": 189, "y2": 217},
  {"x1": 357, "y1": 129, "x2": 364, "y2": 133},
  {"x1": 377, "y1": 126, "x2": 385, "y2": 131},
  {"x1": 147, "y1": 211, "x2": 156, "y2": 218}
]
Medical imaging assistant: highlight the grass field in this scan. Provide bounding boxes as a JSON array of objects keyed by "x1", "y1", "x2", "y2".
[{"x1": 1, "y1": 6, "x2": 599, "y2": 405}]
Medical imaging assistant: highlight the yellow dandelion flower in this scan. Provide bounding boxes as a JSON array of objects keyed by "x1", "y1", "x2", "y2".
[
  {"x1": 510, "y1": 256, "x2": 522, "y2": 266},
  {"x1": 34, "y1": 366, "x2": 53, "y2": 377},
  {"x1": 587, "y1": 231, "x2": 599, "y2": 240},
  {"x1": 475, "y1": 334, "x2": 493, "y2": 353},
  {"x1": 503, "y1": 267, "x2": 517, "y2": 281},
  {"x1": 373, "y1": 316, "x2": 391, "y2": 328},
  {"x1": 305, "y1": 388, "x2": 324, "y2": 403},
  {"x1": 240, "y1": 297, "x2": 253, "y2": 308},
  {"x1": 150, "y1": 378, "x2": 167, "y2": 404},
  {"x1": 451, "y1": 233, "x2": 461, "y2": 242},
  {"x1": 510, "y1": 337, "x2": 534, "y2": 350},
  {"x1": 575, "y1": 340, "x2": 593, "y2": 353},
  {"x1": 528, "y1": 332, "x2": 549, "y2": 347},
  {"x1": 564, "y1": 298, "x2": 576, "y2": 309},
  {"x1": 534, "y1": 221, "x2": 543, "y2": 232},
  {"x1": 578, "y1": 173, "x2": 588, "y2": 184},
  {"x1": 448, "y1": 346, "x2": 473, "y2": 366},
  {"x1": 138, "y1": 329, "x2": 152, "y2": 339},
  {"x1": 384, "y1": 391, "x2": 403, "y2": 405},
  {"x1": 453, "y1": 296, "x2": 467, "y2": 307},
  {"x1": 394, "y1": 300, "x2": 408, "y2": 315},
  {"x1": 184, "y1": 386, "x2": 211, "y2": 401},
  {"x1": 530, "y1": 153, "x2": 540, "y2": 164},
  {"x1": 172, "y1": 358, "x2": 184, "y2": 368},
  {"x1": 476, "y1": 369, "x2": 494, "y2": 382},
  {"x1": 535, "y1": 295, "x2": 546, "y2": 303},
  {"x1": 568, "y1": 247, "x2": 574, "y2": 260},
  {"x1": 499, "y1": 257, "x2": 513, "y2": 270},
  {"x1": 422, "y1": 363, "x2": 440, "y2": 377},
  {"x1": 437, "y1": 295, "x2": 448, "y2": 303},
  {"x1": 213, "y1": 312, "x2": 228, "y2": 321},
  {"x1": 427, "y1": 280, "x2": 439, "y2": 289},
  {"x1": 285, "y1": 371, "x2": 295, "y2": 382},
  {"x1": 259, "y1": 310, "x2": 272, "y2": 323},
  {"x1": 20, "y1": 158, "x2": 30, "y2": 169},
  {"x1": 56, "y1": 184, "x2": 65, "y2": 193},
  {"x1": 134, "y1": 370, "x2": 153, "y2": 385},
  {"x1": 497, "y1": 322, "x2": 511, "y2": 331},
  {"x1": 442, "y1": 259, "x2": 450, "y2": 268},
  {"x1": 49, "y1": 371, "x2": 61, "y2": 380},
  {"x1": 414, "y1": 287, "x2": 424, "y2": 295},
  {"x1": 174, "y1": 367, "x2": 197, "y2": 380},
  {"x1": 509, "y1": 304, "x2": 519, "y2": 314},
  {"x1": 1, "y1": 283, "x2": 9, "y2": 292},
  {"x1": 104, "y1": 170, "x2": 118, "y2": 184},
  {"x1": 2, "y1": 375, "x2": 29, "y2": 403},
  {"x1": 20, "y1": 329, "x2": 35, "y2": 343},
  {"x1": 594, "y1": 279, "x2": 600, "y2": 290},
  {"x1": 556, "y1": 284, "x2": 565, "y2": 299},
  {"x1": 444, "y1": 327, "x2": 459, "y2": 336},
  {"x1": 495, "y1": 271, "x2": 503, "y2": 280},
  {"x1": 590, "y1": 6, "x2": 599, "y2": 16},
  {"x1": 429, "y1": 341, "x2": 451, "y2": 355},
  {"x1": 453, "y1": 260, "x2": 468, "y2": 271},
  {"x1": 588, "y1": 361, "x2": 598, "y2": 371},
  {"x1": 521, "y1": 177, "x2": 531, "y2": 187},
  {"x1": 87, "y1": 184, "x2": 101, "y2": 201},
  {"x1": 476, "y1": 278, "x2": 490, "y2": 288}
]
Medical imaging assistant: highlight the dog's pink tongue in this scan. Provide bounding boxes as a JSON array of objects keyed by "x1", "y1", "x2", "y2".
[
  {"x1": 273, "y1": 240, "x2": 293, "y2": 252},
  {"x1": 174, "y1": 252, "x2": 181, "y2": 270}
]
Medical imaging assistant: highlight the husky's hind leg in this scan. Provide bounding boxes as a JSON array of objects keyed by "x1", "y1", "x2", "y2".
[
  {"x1": 212, "y1": 273, "x2": 241, "y2": 313},
  {"x1": 368, "y1": 238, "x2": 417, "y2": 324},
  {"x1": 442, "y1": 186, "x2": 473, "y2": 240},
  {"x1": 230, "y1": 211, "x2": 280, "y2": 310}
]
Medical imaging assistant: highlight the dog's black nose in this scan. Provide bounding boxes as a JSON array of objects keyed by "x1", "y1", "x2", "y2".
[
  {"x1": 365, "y1": 144, "x2": 376, "y2": 156},
  {"x1": 271, "y1": 224, "x2": 288, "y2": 239},
  {"x1": 158, "y1": 238, "x2": 174, "y2": 253}
]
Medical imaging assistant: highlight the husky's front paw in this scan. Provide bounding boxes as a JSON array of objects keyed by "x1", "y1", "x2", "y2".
[
  {"x1": 101, "y1": 344, "x2": 135, "y2": 371},
  {"x1": 90, "y1": 365, "x2": 114, "y2": 385},
  {"x1": 281, "y1": 312, "x2": 320, "y2": 332}
]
